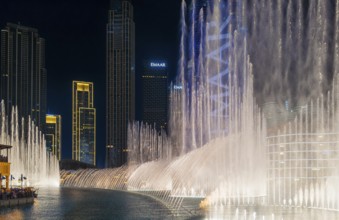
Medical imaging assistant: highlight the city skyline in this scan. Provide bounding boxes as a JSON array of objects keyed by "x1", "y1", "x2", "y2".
[
  {"x1": 0, "y1": 0, "x2": 182, "y2": 167},
  {"x1": 2, "y1": 0, "x2": 339, "y2": 219}
]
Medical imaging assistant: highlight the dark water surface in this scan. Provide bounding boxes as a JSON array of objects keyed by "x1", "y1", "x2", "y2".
[
  {"x1": 4, "y1": 187, "x2": 338, "y2": 220},
  {"x1": 0, "y1": 187, "x2": 176, "y2": 220}
]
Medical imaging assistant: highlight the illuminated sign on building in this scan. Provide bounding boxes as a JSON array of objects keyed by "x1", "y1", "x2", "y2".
[{"x1": 150, "y1": 62, "x2": 166, "y2": 68}]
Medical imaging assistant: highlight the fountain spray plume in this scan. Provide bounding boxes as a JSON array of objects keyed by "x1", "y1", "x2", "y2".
[
  {"x1": 127, "y1": 0, "x2": 267, "y2": 206},
  {"x1": 0, "y1": 100, "x2": 60, "y2": 187},
  {"x1": 61, "y1": 0, "x2": 339, "y2": 215}
]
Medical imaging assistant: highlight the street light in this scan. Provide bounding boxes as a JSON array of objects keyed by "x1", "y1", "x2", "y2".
[
  {"x1": 20, "y1": 174, "x2": 27, "y2": 188},
  {"x1": 10, "y1": 175, "x2": 15, "y2": 189}
]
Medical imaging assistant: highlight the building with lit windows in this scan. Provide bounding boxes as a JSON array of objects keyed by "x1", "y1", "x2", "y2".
[
  {"x1": 0, "y1": 23, "x2": 47, "y2": 134},
  {"x1": 106, "y1": 0, "x2": 135, "y2": 167},
  {"x1": 142, "y1": 61, "x2": 168, "y2": 132},
  {"x1": 45, "y1": 114, "x2": 62, "y2": 160},
  {"x1": 72, "y1": 81, "x2": 96, "y2": 166}
]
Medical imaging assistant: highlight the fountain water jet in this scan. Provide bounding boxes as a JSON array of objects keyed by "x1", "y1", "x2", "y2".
[
  {"x1": 61, "y1": 0, "x2": 339, "y2": 218},
  {"x1": 0, "y1": 101, "x2": 59, "y2": 187}
]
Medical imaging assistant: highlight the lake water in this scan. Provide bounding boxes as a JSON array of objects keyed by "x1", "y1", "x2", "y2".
[
  {"x1": 2, "y1": 188, "x2": 339, "y2": 219},
  {"x1": 0, "y1": 187, "x2": 189, "y2": 220}
]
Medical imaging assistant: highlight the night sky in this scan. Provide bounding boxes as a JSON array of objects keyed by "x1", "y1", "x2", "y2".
[{"x1": 0, "y1": 0, "x2": 182, "y2": 167}]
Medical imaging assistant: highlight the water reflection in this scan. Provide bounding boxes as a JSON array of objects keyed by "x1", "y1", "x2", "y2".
[
  {"x1": 204, "y1": 206, "x2": 339, "y2": 220},
  {"x1": 0, "y1": 209, "x2": 24, "y2": 220},
  {"x1": 0, "y1": 188, "x2": 174, "y2": 219},
  {"x1": 2, "y1": 188, "x2": 339, "y2": 219}
]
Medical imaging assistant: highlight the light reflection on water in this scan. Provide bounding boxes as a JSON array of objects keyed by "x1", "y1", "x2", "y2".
[
  {"x1": 204, "y1": 206, "x2": 339, "y2": 220},
  {"x1": 2, "y1": 188, "x2": 339, "y2": 219},
  {"x1": 0, "y1": 209, "x2": 24, "y2": 220},
  {"x1": 0, "y1": 188, "x2": 174, "y2": 219}
]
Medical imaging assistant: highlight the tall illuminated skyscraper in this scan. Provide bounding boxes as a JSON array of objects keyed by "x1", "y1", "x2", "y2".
[
  {"x1": 0, "y1": 23, "x2": 47, "y2": 134},
  {"x1": 45, "y1": 114, "x2": 62, "y2": 160},
  {"x1": 106, "y1": 0, "x2": 135, "y2": 167},
  {"x1": 72, "y1": 81, "x2": 96, "y2": 166},
  {"x1": 142, "y1": 61, "x2": 169, "y2": 131}
]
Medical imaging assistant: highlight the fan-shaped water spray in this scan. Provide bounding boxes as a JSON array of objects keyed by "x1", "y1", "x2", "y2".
[{"x1": 61, "y1": 0, "x2": 339, "y2": 217}]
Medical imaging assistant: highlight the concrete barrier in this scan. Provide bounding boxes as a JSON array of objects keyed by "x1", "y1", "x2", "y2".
[{"x1": 0, "y1": 197, "x2": 34, "y2": 208}]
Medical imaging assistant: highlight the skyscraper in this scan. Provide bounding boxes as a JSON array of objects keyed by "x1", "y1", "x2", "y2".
[
  {"x1": 72, "y1": 81, "x2": 96, "y2": 166},
  {"x1": 106, "y1": 0, "x2": 135, "y2": 167},
  {"x1": 142, "y1": 61, "x2": 169, "y2": 131},
  {"x1": 0, "y1": 23, "x2": 47, "y2": 134},
  {"x1": 45, "y1": 114, "x2": 62, "y2": 160}
]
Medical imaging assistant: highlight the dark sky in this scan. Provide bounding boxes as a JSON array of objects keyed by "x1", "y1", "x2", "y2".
[{"x1": 0, "y1": 0, "x2": 182, "y2": 168}]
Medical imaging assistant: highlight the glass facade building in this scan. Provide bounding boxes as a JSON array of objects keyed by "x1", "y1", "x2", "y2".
[
  {"x1": 106, "y1": 0, "x2": 135, "y2": 167},
  {"x1": 142, "y1": 61, "x2": 168, "y2": 131},
  {"x1": 45, "y1": 114, "x2": 62, "y2": 160},
  {"x1": 0, "y1": 23, "x2": 47, "y2": 135},
  {"x1": 72, "y1": 81, "x2": 96, "y2": 166}
]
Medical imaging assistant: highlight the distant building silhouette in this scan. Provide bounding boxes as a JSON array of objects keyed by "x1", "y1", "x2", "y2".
[
  {"x1": 0, "y1": 23, "x2": 47, "y2": 135},
  {"x1": 72, "y1": 81, "x2": 96, "y2": 166},
  {"x1": 59, "y1": 159, "x2": 96, "y2": 170},
  {"x1": 106, "y1": 0, "x2": 135, "y2": 167}
]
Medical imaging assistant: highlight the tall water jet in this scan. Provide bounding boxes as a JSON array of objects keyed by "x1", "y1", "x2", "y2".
[
  {"x1": 127, "y1": 121, "x2": 172, "y2": 164},
  {"x1": 129, "y1": 0, "x2": 267, "y2": 204},
  {"x1": 61, "y1": 0, "x2": 339, "y2": 217},
  {"x1": 0, "y1": 101, "x2": 59, "y2": 186}
]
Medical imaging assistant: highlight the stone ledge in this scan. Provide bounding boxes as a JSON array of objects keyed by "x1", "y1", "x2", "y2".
[{"x1": 0, "y1": 197, "x2": 34, "y2": 208}]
